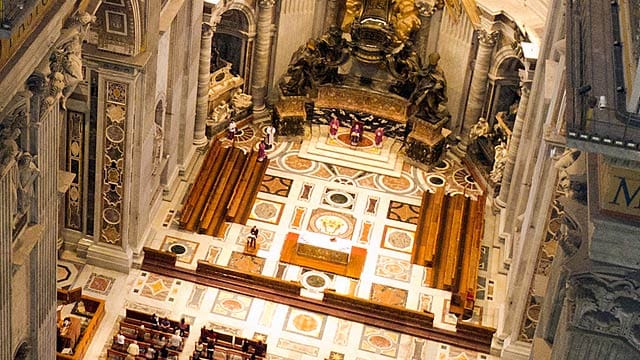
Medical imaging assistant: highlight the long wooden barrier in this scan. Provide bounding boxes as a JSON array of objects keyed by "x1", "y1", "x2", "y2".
[
  {"x1": 141, "y1": 251, "x2": 495, "y2": 352},
  {"x1": 436, "y1": 195, "x2": 467, "y2": 291},
  {"x1": 322, "y1": 290, "x2": 434, "y2": 329},
  {"x1": 196, "y1": 261, "x2": 302, "y2": 296},
  {"x1": 142, "y1": 247, "x2": 177, "y2": 268},
  {"x1": 455, "y1": 194, "x2": 485, "y2": 318}
]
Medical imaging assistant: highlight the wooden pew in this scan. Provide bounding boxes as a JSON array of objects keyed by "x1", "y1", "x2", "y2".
[
  {"x1": 455, "y1": 194, "x2": 485, "y2": 319},
  {"x1": 180, "y1": 142, "x2": 222, "y2": 229},
  {"x1": 204, "y1": 148, "x2": 248, "y2": 235},
  {"x1": 412, "y1": 186, "x2": 447, "y2": 286},
  {"x1": 199, "y1": 147, "x2": 243, "y2": 234},
  {"x1": 184, "y1": 145, "x2": 231, "y2": 231},
  {"x1": 112, "y1": 333, "x2": 181, "y2": 357},
  {"x1": 106, "y1": 348, "x2": 145, "y2": 360},
  {"x1": 235, "y1": 158, "x2": 270, "y2": 225},
  {"x1": 226, "y1": 150, "x2": 259, "y2": 221},
  {"x1": 435, "y1": 194, "x2": 468, "y2": 291},
  {"x1": 124, "y1": 308, "x2": 189, "y2": 336}
]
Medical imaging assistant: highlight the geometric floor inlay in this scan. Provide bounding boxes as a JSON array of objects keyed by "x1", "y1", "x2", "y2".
[
  {"x1": 380, "y1": 225, "x2": 415, "y2": 254},
  {"x1": 359, "y1": 326, "x2": 400, "y2": 358},
  {"x1": 211, "y1": 290, "x2": 253, "y2": 321},
  {"x1": 83, "y1": 272, "x2": 115, "y2": 296},
  {"x1": 160, "y1": 235, "x2": 200, "y2": 264},
  {"x1": 370, "y1": 283, "x2": 408, "y2": 307},
  {"x1": 374, "y1": 254, "x2": 411, "y2": 282}
]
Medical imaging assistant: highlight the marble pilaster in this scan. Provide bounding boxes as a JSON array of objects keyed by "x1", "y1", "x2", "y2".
[
  {"x1": 0, "y1": 164, "x2": 14, "y2": 360},
  {"x1": 30, "y1": 98, "x2": 59, "y2": 360},
  {"x1": 463, "y1": 30, "x2": 499, "y2": 136},
  {"x1": 415, "y1": 0, "x2": 443, "y2": 59},
  {"x1": 322, "y1": 0, "x2": 340, "y2": 32},
  {"x1": 495, "y1": 80, "x2": 532, "y2": 208},
  {"x1": 251, "y1": 0, "x2": 276, "y2": 117},
  {"x1": 194, "y1": 23, "x2": 213, "y2": 146}
]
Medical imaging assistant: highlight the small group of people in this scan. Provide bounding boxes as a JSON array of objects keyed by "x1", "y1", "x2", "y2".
[
  {"x1": 192, "y1": 338, "x2": 216, "y2": 359},
  {"x1": 328, "y1": 113, "x2": 384, "y2": 147}
]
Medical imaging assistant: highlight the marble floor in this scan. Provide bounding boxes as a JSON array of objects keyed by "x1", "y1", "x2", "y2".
[{"x1": 61, "y1": 123, "x2": 507, "y2": 360}]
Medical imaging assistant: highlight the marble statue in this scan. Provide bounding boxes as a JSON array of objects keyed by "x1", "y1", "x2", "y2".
[
  {"x1": 213, "y1": 101, "x2": 231, "y2": 123},
  {"x1": 16, "y1": 152, "x2": 40, "y2": 219},
  {"x1": 0, "y1": 125, "x2": 21, "y2": 169},
  {"x1": 151, "y1": 124, "x2": 164, "y2": 176},
  {"x1": 264, "y1": 125, "x2": 276, "y2": 150},
  {"x1": 411, "y1": 52, "x2": 450, "y2": 121},
  {"x1": 279, "y1": 40, "x2": 317, "y2": 96},
  {"x1": 469, "y1": 117, "x2": 489, "y2": 141},
  {"x1": 45, "y1": 12, "x2": 95, "y2": 110},
  {"x1": 490, "y1": 142, "x2": 508, "y2": 183},
  {"x1": 231, "y1": 90, "x2": 252, "y2": 111}
]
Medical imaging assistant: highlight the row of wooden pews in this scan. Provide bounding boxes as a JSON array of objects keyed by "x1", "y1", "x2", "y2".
[
  {"x1": 179, "y1": 141, "x2": 269, "y2": 236},
  {"x1": 412, "y1": 189, "x2": 486, "y2": 320},
  {"x1": 191, "y1": 327, "x2": 266, "y2": 360},
  {"x1": 107, "y1": 309, "x2": 190, "y2": 360}
]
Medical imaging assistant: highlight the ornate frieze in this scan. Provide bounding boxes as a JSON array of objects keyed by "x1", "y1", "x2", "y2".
[
  {"x1": 99, "y1": 80, "x2": 128, "y2": 245},
  {"x1": 316, "y1": 86, "x2": 410, "y2": 123}
]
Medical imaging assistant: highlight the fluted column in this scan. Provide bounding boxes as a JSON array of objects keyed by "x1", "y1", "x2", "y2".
[
  {"x1": 194, "y1": 23, "x2": 213, "y2": 146},
  {"x1": 251, "y1": 0, "x2": 276, "y2": 116},
  {"x1": 415, "y1": 0, "x2": 443, "y2": 59},
  {"x1": 322, "y1": 0, "x2": 340, "y2": 32},
  {"x1": 463, "y1": 30, "x2": 499, "y2": 134},
  {"x1": 0, "y1": 165, "x2": 14, "y2": 360},
  {"x1": 495, "y1": 80, "x2": 532, "y2": 208}
]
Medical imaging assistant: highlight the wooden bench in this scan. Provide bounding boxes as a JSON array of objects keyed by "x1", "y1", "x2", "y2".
[
  {"x1": 125, "y1": 309, "x2": 189, "y2": 335},
  {"x1": 106, "y1": 348, "x2": 145, "y2": 360},
  {"x1": 118, "y1": 321, "x2": 185, "y2": 352},
  {"x1": 56, "y1": 293, "x2": 105, "y2": 360},
  {"x1": 197, "y1": 327, "x2": 266, "y2": 359}
]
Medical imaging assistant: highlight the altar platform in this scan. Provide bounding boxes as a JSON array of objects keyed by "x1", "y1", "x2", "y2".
[
  {"x1": 280, "y1": 232, "x2": 367, "y2": 279},
  {"x1": 298, "y1": 124, "x2": 404, "y2": 177}
]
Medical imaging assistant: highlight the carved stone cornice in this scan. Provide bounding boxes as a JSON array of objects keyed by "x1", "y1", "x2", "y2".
[
  {"x1": 568, "y1": 272, "x2": 640, "y2": 352},
  {"x1": 477, "y1": 30, "x2": 500, "y2": 47}
]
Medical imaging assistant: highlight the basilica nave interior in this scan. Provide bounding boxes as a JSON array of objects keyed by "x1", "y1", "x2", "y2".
[{"x1": 1, "y1": 0, "x2": 640, "y2": 359}]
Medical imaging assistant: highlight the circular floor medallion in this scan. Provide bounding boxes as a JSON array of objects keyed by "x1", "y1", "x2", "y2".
[
  {"x1": 221, "y1": 299, "x2": 243, "y2": 312},
  {"x1": 169, "y1": 244, "x2": 187, "y2": 255},
  {"x1": 292, "y1": 314, "x2": 318, "y2": 332},
  {"x1": 388, "y1": 231, "x2": 411, "y2": 249},
  {"x1": 427, "y1": 175, "x2": 445, "y2": 187},
  {"x1": 367, "y1": 334, "x2": 393, "y2": 350}
]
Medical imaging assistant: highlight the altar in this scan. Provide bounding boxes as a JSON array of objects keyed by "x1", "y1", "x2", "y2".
[{"x1": 296, "y1": 231, "x2": 352, "y2": 265}]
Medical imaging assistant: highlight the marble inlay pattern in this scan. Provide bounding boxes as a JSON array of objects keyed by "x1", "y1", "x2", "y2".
[
  {"x1": 375, "y1": 254, "x2": 411, "y2": 282},
  {"x1": 57, "y1": 260, "x2": 81, "y2": 289},
  {"x1": 134, "y1": 272, "x2": 181, "y2": 303},
  {"x1": 370, "y1": 283, "x2": 408, "y2": 307},
  {"x1": 299, "y1": 182, "x2": 314, "y2": 200},
  {"x1": 260, "y1": 174, "x2": 293, "y2": 197},
  {"x1": 160, "y1": 235, "x2": 199, "y2": 263},
  {"x1": 284, "y1": 307, "x2": 326, "y2": 339},
  {"x1": 381, "y1": 225, "x2": 415, "y2": 254},
  {"x1": 442, "y1": 299, "x2": 460, "y2": 325},
  {"x1": 359, "y1": 326, "x2": 400, "y2": 357},
  {"x1": 276, "y1": 338, "x2": 320, "y2": 356},
  {"x1": 211, "y1": 290, "x2": 253, "y2": 320},
  {"x1": 187, "y1": 285, "x2": 207, "y2": 309},
  {"x1": 250, "y1": 198, "x2": 285, "y2": 224},
  {"x1": 307, "y1": 208, "x2": 356, "y2": 238},
  {"x1": 386, "y1": 200, "x2": 420, "y2": 225},
  {"x1": 419, "y1": 293, "x2": 434, "y2": 312},
  {"x1": 227, "y1": 251, "x2": 265, "y2": 274},
  {"x1": 333, "y1": 319, "x2": 352, "y2": 346},
  {"x1": 83, "y1": 272, "x2": 115, "y2": 296},
  {"x1": 236, "y1": 225, "x2": 274, "y2": 251},
  {"x1": 205, "y1": 246, "x2": 221, "y2": 264},
  {"x1": 376, "y1": 172, "x2": 416, "y2": 194},
  {"x1": 322, "y1": 187, "x2": 357, "y2": 210}
]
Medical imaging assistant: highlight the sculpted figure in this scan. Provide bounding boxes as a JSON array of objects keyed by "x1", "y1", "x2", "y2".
[
  {"x1": 411, "y1": 52, "x2": 450, "y2": 121},
  {"x1": 391, "y1": 0, "x2": 421, "y2": 46},
  {"x1": 469, "y1": 117, "x2": 489, "y2": 141},
  {"x1": 490, "y1": 142, "x2": 508, "y2": 183},
  {"x1": 46, "y1": 12, "x2": 95, "y2": 110},
  {"x1": 16, "y1": 152, "x2": 40, "y2": 218},
  {"x1": 0, "y1": 125, "x2": 21, "y2": 169},
  {"x1": 279, "y1": 40, "x2": 318, "y2": 96},
  {"x1": 341, "y1": 0, "x2": 362, "y2": 32}
]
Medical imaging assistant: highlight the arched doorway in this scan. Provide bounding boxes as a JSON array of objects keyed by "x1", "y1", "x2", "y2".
[
  {"x1": 213, "y1": 9, "x2": 250, "y2": 85},
  {"x1": 486, "y1": 56, "x2": 525, "y2": 130}
]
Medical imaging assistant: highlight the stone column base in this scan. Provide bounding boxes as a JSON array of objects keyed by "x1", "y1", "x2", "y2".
[{"x1": 87, "y1": 243, "x2": 132, "y2": 273}]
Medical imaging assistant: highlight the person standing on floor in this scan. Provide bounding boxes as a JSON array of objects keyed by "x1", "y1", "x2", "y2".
[{"x1": 329, "y1": 113, "x2": 340, "y2": 139}]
